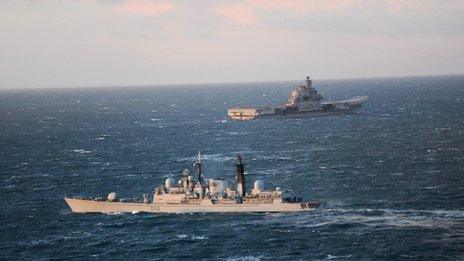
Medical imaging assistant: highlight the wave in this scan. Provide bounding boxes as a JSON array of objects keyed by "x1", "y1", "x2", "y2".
[
  {"x1": 226, "y1": 255, "x2": 264, "y2": 261},
  {"x1": 191, "y1": 235, "x2": 208, "y2": 240},
  {"x1": 227, "y1": 131, "x2": 250, "y2": 135},
  {"x1": 104, "y1": 212, "x2": 123, "y2": 215},
  {"x1": 177, "y1": 153, "x2": 235, "y2": 162},
  {"x1": 327, "y1": 254, "x2": 353, "y2": 259},
  {"x1": 324, "y1": 208, "x2": 464, "y2": 218},
  {"x1": 71, "y1": 149, "x2": 91, "y2": 154},
  {"x1": 235, "y1": 207, "x2": 464, "y2": 231},
  {"x1": 299, "y1": 208, "x2": 464, "y2": 230},
  {"x1": 175, "y1": 234, "x2": 209, "y2": 240}
]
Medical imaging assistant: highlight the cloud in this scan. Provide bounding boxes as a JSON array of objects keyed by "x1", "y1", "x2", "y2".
[
  {"x1": 382, "y1": 0, "x2": 440, "y2": 13},
  {"x1": 247, "y1": 0, "x2": 363, "y2": 14},
  {"x1": 114, "y1": 0, "x2": 175, "y2": 16},
  {"x1": 212, "y1": 0, "x2": 447, "y2": 26},
  {"x1": 213, "y1": 0, "x2": 364, "y2": 27},
  {"x1": 213, "y1": 2, "x2": 260, "y2": 27},
  {"x1": 245, "y1": 0, "x2": 442, "y2": 14}
]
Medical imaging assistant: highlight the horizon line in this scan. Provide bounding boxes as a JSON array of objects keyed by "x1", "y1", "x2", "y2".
[{"x1": 1, "y1": 73, "x2": 463, "y2": 91}]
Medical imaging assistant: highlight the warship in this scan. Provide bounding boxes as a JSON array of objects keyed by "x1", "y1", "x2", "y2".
[
  {"x1": 65, "y1": 153, "x2": 318, "y2": 213},
  {"x1": 228, "y1": 76, "x2": 368, "y2": 120}
]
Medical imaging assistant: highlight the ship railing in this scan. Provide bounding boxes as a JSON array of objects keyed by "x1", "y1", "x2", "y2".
[
  {"x1": 283, "y1": 196, "x2": 303, "y2": 203},
  {"x1": 68, "y1": 195, "x2": 147, "y2": 203},
  {"x1": 117, "y1": 198, "x2": 146, "y2": 203}
]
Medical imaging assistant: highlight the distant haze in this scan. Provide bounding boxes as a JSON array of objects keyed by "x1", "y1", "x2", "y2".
[{"x1": 1, "y1": 0, "x2": 463, "y2": 89}]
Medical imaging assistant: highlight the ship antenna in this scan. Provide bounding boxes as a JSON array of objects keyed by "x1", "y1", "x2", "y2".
[{"x1": 194, "y1": 151, "x2": 203, "y2": 184}]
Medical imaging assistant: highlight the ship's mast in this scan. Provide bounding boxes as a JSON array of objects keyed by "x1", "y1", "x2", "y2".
[
  {"x1": 306, "y1": 76, "x2": 312, "y2": 88},
  {"x1": 194, "y1": 151, "x2": 204, "y2": 184}
]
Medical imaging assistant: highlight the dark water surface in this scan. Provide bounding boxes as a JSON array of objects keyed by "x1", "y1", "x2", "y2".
[{"x1": 1, "y1": 76, "x2": 464, "y2": 260}]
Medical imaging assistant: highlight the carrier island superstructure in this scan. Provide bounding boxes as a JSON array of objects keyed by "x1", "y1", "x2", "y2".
[
  {"x1": 228, "y1": 76, "x2": 368, "y2": 120},
  {"x1": 64, "y1": 153, "x2": 318, "y2": 213}
]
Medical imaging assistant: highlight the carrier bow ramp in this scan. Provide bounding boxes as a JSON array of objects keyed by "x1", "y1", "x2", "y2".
[
  {"x1": 65, "y1": 153, "x2": 318, "y2": 213},
  {"x1": 228, "y1": 76, "x2": 368, "y2": 120}
]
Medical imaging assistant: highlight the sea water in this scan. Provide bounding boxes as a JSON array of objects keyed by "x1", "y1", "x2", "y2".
[{"x1": 0, "y1": 76, "x2": 463, "y2": 259}]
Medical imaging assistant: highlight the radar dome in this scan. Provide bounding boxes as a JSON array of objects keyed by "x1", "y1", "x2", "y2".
[
  {"x1": 182, "y1": 169, "x2": 190, "y2": 176},
  {"x1": 107, "y1": 192, "x2": 117, "y2": 202},
  {"x1": 275, "y1": 187, "x2": 281, "y2": 191},
  {"x1": 165, "y1": 178, "x2": 176, "y2": 188},
  {"x1": 187, "y1": 175, "x2": 193, "y2": 182},
  {"x1": 254, "y1": 180, "x2": 264, "y2": 190},
  {"x1": 177, "y1": 180, "x2": 182, "y2": 185}
]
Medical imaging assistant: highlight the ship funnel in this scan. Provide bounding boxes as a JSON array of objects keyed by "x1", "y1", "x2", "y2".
[{"x1": 236, "y1": 155, "x2": 246, "y2": 198}]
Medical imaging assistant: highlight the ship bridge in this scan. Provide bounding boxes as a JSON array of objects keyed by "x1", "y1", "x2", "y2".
[{"x1": 287, "y1": 76, "x2": 322, "y2": 107}]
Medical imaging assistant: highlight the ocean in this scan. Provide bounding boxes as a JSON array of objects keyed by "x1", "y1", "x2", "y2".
[{"x1": 1, "y1": 75, "x2": 463, "y2": 259}]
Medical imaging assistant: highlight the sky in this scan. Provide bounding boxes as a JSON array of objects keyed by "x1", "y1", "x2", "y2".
[{"x1": 1, "y1": 0, "x2": 464, "y2": 88}]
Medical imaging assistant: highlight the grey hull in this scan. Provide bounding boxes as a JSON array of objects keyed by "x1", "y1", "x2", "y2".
[{"x1": 257, "y1": 106, "x2": 361, "y2": 119}]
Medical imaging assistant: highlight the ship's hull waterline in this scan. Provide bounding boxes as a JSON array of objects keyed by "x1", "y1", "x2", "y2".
[
  {"x1": 230, "y1": 106, "x2": 362, "y2": 121},
  {"x1": 64, "y1": 198, "x2": 317, "y2": 213}
]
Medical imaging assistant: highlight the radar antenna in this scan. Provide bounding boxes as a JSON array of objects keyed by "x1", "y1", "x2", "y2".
[{"x1": 194, "y1": 151, "x2": 204, "y2": 184}]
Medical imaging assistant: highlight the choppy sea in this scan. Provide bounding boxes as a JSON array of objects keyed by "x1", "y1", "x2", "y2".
[{"x1": 1, "y1": 75, "x2": 463, "y2": 260}]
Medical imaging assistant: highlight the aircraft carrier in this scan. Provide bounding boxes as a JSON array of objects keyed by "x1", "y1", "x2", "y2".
[
  {"x1": 228, "y1": 76, "x2": 368, "y2": 120},
  {"x1": 65, "y1": 153, "x2": 318, "y2": 213}
]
